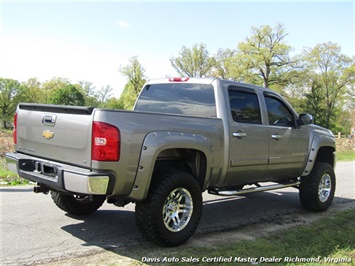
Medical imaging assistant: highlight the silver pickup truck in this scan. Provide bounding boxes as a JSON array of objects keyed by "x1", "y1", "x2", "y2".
[{"x1": 6, "y1": 77, "x2": 336, "y2": 246}]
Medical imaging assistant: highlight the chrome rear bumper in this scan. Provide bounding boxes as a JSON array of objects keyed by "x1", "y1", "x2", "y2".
[{"x1": 6, "y1": 152, "x2": 112, "y2": 195}]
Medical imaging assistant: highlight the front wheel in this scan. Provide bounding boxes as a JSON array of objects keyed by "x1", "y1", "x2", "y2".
[
  {"x1": 135, "y1": 171, "x2": 202, "y2": 247},
  {"x1": 299, "y1": 162, "x2": 336, "y2": 212},
  {"x1": 51, "y1": 191, "x2": 106, "y2": 215}
]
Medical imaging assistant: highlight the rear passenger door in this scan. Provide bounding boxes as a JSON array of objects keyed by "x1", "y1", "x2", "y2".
[{"x1": 225, "y1": 87, "x2": 269, "y2": 186}]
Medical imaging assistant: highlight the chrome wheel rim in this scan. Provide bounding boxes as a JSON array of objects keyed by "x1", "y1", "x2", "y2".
[
  {"x1": 163, "y1": 187, "x2": 193, "y2": 232},
  {"x1": 318, "y1": 174, "x2": 332, "y2": 203}
]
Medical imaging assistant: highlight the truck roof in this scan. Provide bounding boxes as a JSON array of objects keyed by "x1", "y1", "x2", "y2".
[{"x1": 145, "y1": 77, "x2": 275, "y2": 94}]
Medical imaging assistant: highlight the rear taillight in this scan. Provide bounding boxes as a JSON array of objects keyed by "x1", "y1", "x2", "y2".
[
  {"x1": 92, "y1": 122, "x2": 120, "y2": 161},
  {"x1": 13, "y1": 112, "x2": 18, "y2": 144}
]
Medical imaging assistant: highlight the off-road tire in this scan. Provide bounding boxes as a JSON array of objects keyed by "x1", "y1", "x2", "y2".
[
  {"x1": 135, "y1": 171, "x2": 202, "y2": 247},
  {"x1": 299, "y1": 162, "x2": 336, "y2": 212},
  {"x1": 51, "y1": 191, "x2": 106, "y2": 215}
]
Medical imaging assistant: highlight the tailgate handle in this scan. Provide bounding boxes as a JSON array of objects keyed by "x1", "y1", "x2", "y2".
[{"x1": 42, "y1": 115, "x2": 57, "y2": 126}]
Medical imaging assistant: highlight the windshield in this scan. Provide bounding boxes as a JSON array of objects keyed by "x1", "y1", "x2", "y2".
[{"x1": 134, "y1": 83, "x2": 216, "y2": 117}]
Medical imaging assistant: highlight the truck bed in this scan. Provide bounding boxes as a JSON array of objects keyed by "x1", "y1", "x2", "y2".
[{"x1": 12, "y1": 103, "x2": 224, "y2": 196}]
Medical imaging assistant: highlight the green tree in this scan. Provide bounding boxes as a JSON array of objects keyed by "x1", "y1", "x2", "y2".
[
  {"x1": 236, "y1": 23, "x2": 295, "y2": 88},
  {"x1": 301, "y1": 78, "x2": 327, "y2": 126},
  {"x1": 117, "y1": 83, "x2": 139, "y2": 110},
  {"x1": 104, "y1": 97, "x2": 124, "y2": 109},
  {"x1": 78, "y1": 80, "x2": 99, "y2": 106},
  {"x1": 211, "y1": 48, "x2": 240, "y2": 80},
  {"x1": 119, "y1": 56, "x2": 147, "y2": 109},
  {"x1": 97, "y1": 85, "x2": 113, "y2": 107},
  {"x1": 0, "y1": 78, "x2": 22, "y2": 128},
  {"x1": 300, "y1": 42, "x2": 355, "y2": 130},
  {"x1": 42, "y1": 77, "x2": 70, "y2": 103},
  {"x1": 21, "y1": 77, "x2": 44, "y2": 103},
  {"x1": 170, "y1": 43, "x2": 215, "y2": 77},
  {"x1": 120, "y1": 56, "x2": 146, "y2": 96},
  {"x1": 49, "y1": 84, "x2": 85, "y2": 106}
]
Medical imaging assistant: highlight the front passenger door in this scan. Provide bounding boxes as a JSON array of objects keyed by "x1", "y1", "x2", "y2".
[{"x1": 264, "y1": 94, "x2": 309, "y2": 180}]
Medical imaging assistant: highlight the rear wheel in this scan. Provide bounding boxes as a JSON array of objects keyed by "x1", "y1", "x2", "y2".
[
  {"x1": 299, "y1": 162, "x2": 336, "y2": 212},
  {"x1": 135, "y1": 171, "x2": 202, "y2": 247},
  {"x1": 51, "y1": 191, "x2": 106, "y2": 215}
]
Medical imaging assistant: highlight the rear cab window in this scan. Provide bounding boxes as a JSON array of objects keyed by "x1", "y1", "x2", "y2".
[
  {"x1": 228, "y1": 87, "x2": 262, "y2": 124},
  {"x1": 134, "y1": 83, "x2": 216, "y2": 117}
]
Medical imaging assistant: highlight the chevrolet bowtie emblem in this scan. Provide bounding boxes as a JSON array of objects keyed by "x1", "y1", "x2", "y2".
[{"x1": 42, "y1": 130, "x2": 54, "y2": 139}]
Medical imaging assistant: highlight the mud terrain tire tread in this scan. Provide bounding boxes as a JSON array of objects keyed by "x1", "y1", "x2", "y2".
[
  {"x1": 135, "y1": 171, "x2": 202, "y2": 247},
  {"x1": 299, "y1": 162, "x2": 335, "y2": 212},
  {"x1": 51, "y1": 191, "x2": 106, "y2": 215}
]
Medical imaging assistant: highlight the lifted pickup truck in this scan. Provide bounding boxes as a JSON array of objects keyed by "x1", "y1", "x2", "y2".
[{"x1": 6, "y1": 77, "x2": 336, "y2": 246}]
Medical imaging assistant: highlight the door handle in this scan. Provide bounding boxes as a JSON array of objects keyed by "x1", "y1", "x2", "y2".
[
  {"x1": 233, "y1": 132, "x2": 247, "y2": 138},
  {"x1": 271, "y1": 134, "x2": 282, "y2": 140}
]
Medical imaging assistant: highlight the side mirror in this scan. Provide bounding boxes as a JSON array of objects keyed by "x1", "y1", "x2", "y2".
[{"x1": 299, "y1": 113, "x2": 313, "y2": 126}]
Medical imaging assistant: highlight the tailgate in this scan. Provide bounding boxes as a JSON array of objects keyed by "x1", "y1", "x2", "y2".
[{"x1": 16, "y1": 103, "x2": 94, "y2": 168}]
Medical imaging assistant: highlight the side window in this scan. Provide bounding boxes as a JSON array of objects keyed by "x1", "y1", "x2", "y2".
[
  {"x1": 229, "y1": 89, "x2": 262, "y2": 124},
  {"x1": 265, "y1": 96, "x2": 294, "y2": 127}
]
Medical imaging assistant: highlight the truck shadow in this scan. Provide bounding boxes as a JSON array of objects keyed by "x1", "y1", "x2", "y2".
[{"x1": 60, "y1": 190, "x2": 355, "y2": 263}]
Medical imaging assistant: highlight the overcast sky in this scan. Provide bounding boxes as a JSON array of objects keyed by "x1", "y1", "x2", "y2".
[{"x1": 1, "y1": 0, "x2": 354, "y2": 96}]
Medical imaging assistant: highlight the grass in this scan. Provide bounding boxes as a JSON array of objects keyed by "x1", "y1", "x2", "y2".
[
  {"x1": 337, "y1": 150, "x2": 355, "y2": 162},
  {"x1": 0, "y1": 130, "x2": 29, "y2": 185},
  {"x1": 0, "y1": 158, "x2": 29, "y2": 185},
  {"x1": 132, "y1": 209, "x2": 355, "y2": 266},
  {"x1": 0, "y1": 173, "x2": 29, "y2": 185}
]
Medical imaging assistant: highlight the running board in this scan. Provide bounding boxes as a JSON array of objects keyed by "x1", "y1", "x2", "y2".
[{"x1": 208, "y1": 181, "x2": 300, "y2": 196}]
